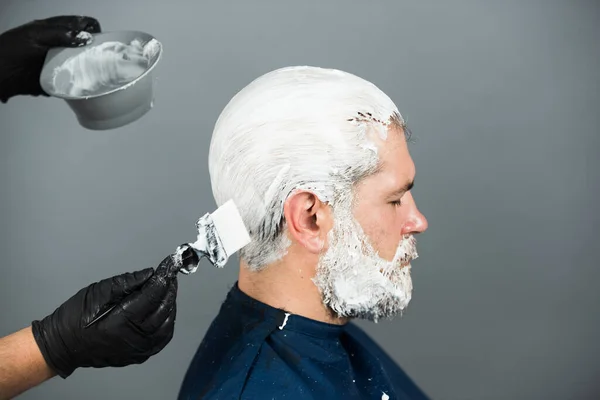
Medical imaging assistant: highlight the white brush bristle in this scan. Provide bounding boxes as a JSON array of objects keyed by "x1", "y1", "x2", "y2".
[{"x1": 210, "y1": 199, "x2": 251, "y2": 257}]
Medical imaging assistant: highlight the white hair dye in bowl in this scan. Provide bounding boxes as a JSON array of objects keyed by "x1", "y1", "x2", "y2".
[
  {"x1": 39, "y1": 31, "x2": 163, "y2": 130},
  {"x1": 51, "y1": 38, "x2": 160, "y2": 97},
  {"x1": 75, "y1": 31, "x2": 93, "y2": 44}
]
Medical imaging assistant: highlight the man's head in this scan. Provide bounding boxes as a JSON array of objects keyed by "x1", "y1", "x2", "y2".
[{"x1": 209, "y1": 66, "x2": 428, "y2": 322}]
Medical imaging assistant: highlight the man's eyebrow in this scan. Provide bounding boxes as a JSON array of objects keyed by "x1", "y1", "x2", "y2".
[{"x1": 389, "y1": 180, "x2": 414, "y2": 196}]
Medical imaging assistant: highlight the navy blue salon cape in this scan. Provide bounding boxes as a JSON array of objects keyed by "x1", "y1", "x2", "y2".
[{"x1": 178, "y1": 283, "x2": 429, "y2": 400}]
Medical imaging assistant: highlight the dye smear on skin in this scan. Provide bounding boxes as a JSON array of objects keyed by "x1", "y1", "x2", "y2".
[{"x1": 52, "y1": 38, "x2": 161, "y2": 97}]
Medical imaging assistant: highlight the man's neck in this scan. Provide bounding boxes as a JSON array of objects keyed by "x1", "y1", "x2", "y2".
[{"x1": 238, "y1": 259, "x2": 348, "y2": 326}]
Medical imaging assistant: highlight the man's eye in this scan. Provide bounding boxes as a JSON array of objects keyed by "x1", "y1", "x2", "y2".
[{"x1": 391, "y1": 200, "x2": 402, "y2": 207}]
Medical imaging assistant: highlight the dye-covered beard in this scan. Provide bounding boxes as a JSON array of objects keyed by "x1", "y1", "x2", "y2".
[{"x1": 312, "y1": 203, "x2": 419, "y2": 322}]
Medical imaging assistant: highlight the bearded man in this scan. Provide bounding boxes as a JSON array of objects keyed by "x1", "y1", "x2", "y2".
[{"x1": 179, "y1": 66, "x2": 429, "y2": 400}]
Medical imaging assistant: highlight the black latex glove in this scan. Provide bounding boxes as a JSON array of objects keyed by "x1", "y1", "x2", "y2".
[
  {"x1": 0, "y1": 15, "x2": 101, "y2": 103},
  {"x1": 31, "y1": 260, "x2": 178, "y2": 379}
]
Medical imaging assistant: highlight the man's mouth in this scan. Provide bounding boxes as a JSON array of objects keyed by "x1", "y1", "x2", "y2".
[{"x1": 379, "y1": 259, "x2": 411, "y2": 275}]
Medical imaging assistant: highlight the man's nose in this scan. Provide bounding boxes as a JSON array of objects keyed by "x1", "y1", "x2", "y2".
[{"x1": 401, "y1": 192, "x2": 428, "y2": 235}]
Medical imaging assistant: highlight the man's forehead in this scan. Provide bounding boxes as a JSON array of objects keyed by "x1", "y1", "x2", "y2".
[{"x1": 374, "y1": 127, "x2": 414, "y2": 176}]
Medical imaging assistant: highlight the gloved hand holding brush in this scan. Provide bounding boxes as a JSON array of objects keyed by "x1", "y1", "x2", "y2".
[
  {"x1": 0, "y1": 182, "x2": 247, "y2": 400},
  {"x1": 31, "y1": 263, "x2": 179, "y2": 379},
  {"x1": 0, "y1": 254, "x2": 184, "y2": 400}
]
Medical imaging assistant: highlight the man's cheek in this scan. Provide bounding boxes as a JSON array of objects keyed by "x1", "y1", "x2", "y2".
[{"x1": 377, "y1": 223, "x2": 402, "y2": 261}]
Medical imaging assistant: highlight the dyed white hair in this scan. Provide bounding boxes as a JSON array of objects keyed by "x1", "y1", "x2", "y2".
[{"x1": 208, "y1": 66, "x2": 404, "y2": 270}]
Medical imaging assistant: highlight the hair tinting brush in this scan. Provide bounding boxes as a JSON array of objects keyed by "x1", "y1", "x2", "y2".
[
  {"x1": 84, "y1": 199, "x2": 250, "y2": 328},
  {"x1": 177, "y1": 199, "x2": 252, "y2": 274}
]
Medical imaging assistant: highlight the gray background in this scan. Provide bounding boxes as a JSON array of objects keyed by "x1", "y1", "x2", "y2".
[{"x1": 1, "y1": 0, "x2": 598, "y2": 399}]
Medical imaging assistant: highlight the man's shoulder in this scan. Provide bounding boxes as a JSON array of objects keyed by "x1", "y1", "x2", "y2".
[
  {"x1": 178, "y1": 294, "x2": 283, "y2": 399},
  {"x1": 181, "y1": 337, "x2": 311, "y2": 400},
  {"x1": 237, "y1": 341, "x2": 323, "y2": 400},
  {"x1": 178, "y1": 327, "x2": 267, "y2": 400}
]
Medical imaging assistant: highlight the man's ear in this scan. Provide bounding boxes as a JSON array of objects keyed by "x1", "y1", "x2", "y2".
[{"x1": 283, "y1": 191, "x2": 332, "y2": 254}]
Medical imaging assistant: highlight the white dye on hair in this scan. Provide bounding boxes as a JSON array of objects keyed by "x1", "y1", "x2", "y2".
[
  {"x1": 52, "y1": 38, "x2": 161, "y2": 97},
  {"x1": 208, "y1": 66, "x2": 405, "y2": 270}
]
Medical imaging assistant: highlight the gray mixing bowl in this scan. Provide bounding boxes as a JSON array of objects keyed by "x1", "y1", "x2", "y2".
[{"x1": 39, "y1": 30, "x2": 163, "y2": 131}]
